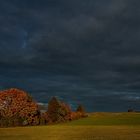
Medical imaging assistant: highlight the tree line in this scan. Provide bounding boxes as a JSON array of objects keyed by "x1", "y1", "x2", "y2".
[{"x1": 0, "y1": 88, "x2": 87, "y2": 127}]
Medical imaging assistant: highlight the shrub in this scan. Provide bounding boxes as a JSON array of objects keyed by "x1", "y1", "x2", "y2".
[
  {"x1": 38, "y1": 112, "x2": 50, "y2": 125},
  {"x1": 47, "y1": 97, "x2": 72, "y2": 123},
  {"x1": 76, "y1": 105, "x2": 85, "y2": 113},
  {"x1": 0, "y1": 88, "x2": 40, "y2": 126}
]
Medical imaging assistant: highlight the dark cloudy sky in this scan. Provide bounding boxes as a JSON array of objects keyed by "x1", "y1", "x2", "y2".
[{"x1": 0, "y1": 0, "x2": 140, "y2": 111}]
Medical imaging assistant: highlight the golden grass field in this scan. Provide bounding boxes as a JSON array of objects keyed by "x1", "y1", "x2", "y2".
[{"x1": 0, "y1": 113, "x2": 140, "y2": 140}]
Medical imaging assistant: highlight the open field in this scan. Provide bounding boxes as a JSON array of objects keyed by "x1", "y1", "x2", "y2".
[
  {"x1": 0, "y1": 113, "x2": 140, "y2": 140},
  {"x1": 65, "y1": 112, "x2": 140, "y2": 125}
]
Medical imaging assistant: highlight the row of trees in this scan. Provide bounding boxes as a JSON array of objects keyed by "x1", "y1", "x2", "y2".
[
  {"x1": 0, "y1": 88, "x2": 87, "y2": 127},
  {"x1": 40, "y1": 97, "x2": 86, "y2": 124}
]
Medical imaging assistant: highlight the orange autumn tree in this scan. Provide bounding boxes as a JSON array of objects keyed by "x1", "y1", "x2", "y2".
[
  {"x1": 47, "y1": 97, "x2": 72, "y2": 123},
  {"x1": 0, "y1": 88, "x2": 40, "y2": 126}
]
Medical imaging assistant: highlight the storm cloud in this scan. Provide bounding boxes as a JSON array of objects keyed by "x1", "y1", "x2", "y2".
[{"x1": 0, "y1": 0, "x2": 140, "y2": 111}]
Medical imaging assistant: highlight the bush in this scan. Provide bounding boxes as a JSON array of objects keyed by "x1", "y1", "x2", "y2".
[
  {"x1": 76, "y1": 105, "x2": 85, "y2": 113},
  {"x1": 38, "y1": 112, "x2": 50, "y2": 125},
  {"x1": 47, "y1": 97, "x2": 72, "y2": 123},
  {"x1": 0, "y1": 88, "x2": 40, "y2": 126}
]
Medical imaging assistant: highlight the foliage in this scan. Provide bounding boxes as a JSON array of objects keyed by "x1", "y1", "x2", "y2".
[
  {"x1": 75, "y1": 104, "x2": 87, "y2": 118},
  {"x1": 0, "y1": 88, "x2": 40, "y2": 126},
  {"x1": 0, "y1": 88, "x2": 87, "y2": 127},
  {"x1": 76, "y1": 105, "x2": 85, "y2": 113},
  {"x1": 47, "y1": 97, "x2": 72, "y2": 123}
]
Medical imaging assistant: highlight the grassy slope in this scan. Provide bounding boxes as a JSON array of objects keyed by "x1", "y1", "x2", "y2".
[
  {"x1": 0, "y1": 113, "x2": 140, "y2": 140},
  {"x1": 64, "y1": 112, "x2": 140, "y2": 125}
]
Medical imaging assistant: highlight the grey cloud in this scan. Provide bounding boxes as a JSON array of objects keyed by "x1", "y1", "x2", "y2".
[{"x1": 0, "y1": 0, "x2": 140, "y2": 111}]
